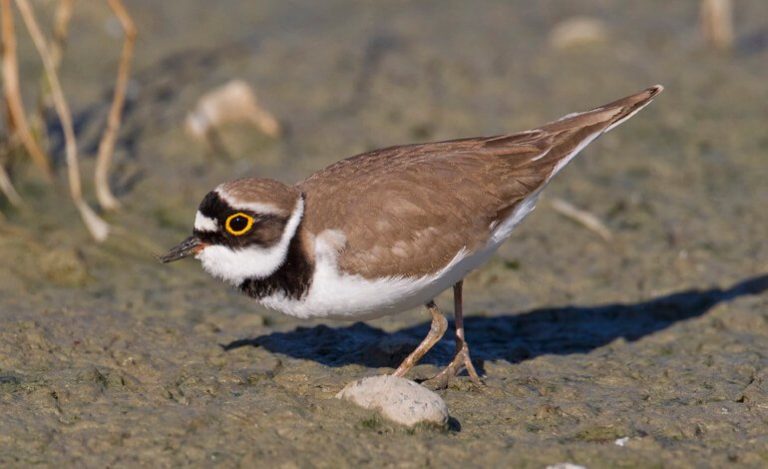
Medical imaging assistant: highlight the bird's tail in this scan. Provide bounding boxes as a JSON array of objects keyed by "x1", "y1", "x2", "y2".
[
  {"x1": 494, "y1": 85, "x2": 665, "y2": 181},
  {"x1": 542, "y1": 84, "x2": 664, "y2": 135}
]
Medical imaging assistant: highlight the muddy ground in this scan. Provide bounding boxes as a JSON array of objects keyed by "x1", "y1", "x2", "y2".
[{"x1": 1, "y1": 0, "x2": 768, "y2": 467}]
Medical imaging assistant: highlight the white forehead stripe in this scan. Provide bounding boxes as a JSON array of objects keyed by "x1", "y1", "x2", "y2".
[
  {"x1": 197, "y1": 195, "x2": 304, "y2": 285},
  {"x1": 215, "y1": 187, "x2": 285, "y2": 215},
  {"x1": 194, "y1": 211, "x2": 218, "y2": 232}
]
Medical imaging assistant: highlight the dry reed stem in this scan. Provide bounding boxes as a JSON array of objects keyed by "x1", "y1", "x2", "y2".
[
  {"x1": 550, "y1": 197, "x2": 613, "y2": 242},
  {"x1": 0, "y1": 0, "x2": 52, "y2": 179},
  {"x1": 0, "y1": 162, "x2": 22, "y2": 206},
  {"x1": 15, "y1": 0, "x2": 109, "y2": 241},
  {"x1": 51, "y1": 0, "x2": 74, "y2": 68},
  {"x1": 33, "y1": 0, "x2": 74, "y2": 147},
  {"x1": 94, "y1": 0, "x2": 135, "y2": 211},
  {"x1": 700, "y1": 0, "x2": 734, "y2": 51}
]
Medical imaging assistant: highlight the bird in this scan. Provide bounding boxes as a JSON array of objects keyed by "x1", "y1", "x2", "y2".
[{"x1": 161, "y1": 85, "x2": 663, "y2": 388}]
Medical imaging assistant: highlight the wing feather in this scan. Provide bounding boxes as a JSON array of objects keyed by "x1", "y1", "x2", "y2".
[{"x1": 298, "y1": 86, "x2": 662, "y2": 278}]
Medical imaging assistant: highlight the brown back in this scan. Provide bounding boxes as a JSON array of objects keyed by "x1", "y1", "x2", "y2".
[{"x1": 297, "y1": 86, "x2": 662, "y2": 278}]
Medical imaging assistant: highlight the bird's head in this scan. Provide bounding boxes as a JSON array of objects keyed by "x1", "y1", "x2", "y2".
[{"x1": 161, "y1": 178, "x2": 304, "y2": 286}]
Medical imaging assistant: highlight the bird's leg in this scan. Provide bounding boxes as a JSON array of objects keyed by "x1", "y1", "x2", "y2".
[
  {"x1": 426, "y1": 281, "x2": 483, "y2": 388},
  {"x1": 392, "y1": 301, "x2": 447, "y2": 378}
]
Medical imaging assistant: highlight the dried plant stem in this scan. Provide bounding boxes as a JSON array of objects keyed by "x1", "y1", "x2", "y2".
[
  {"x1": 0, "y1": 0, "x2": 52, "y2": 179},
  {"x1": 700, "y1": 0, "x2": 734, "y2": 51},
  {"x1": 15, "y1": 0, "x2": 109, "y2": 241},
  {"x1": 0, "y1": 162, "x2": 22, "y2": 206},
  {"x1": 51, "y1": 0, "x2": 75, "y2": 68},
  {"x1": 33, "y1": 0, "x2": 74, "y2": 149},
  {"x1": 550, "y1": 197, "x2": 613, "y2": 242},
  {"x1": 94, "y1": 0, "x2": 135, "y2": 211}
]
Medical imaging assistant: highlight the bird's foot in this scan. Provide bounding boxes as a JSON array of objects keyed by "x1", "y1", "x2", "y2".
[{"x1": 424, "y1": 343, "x2": 484, "y2": 390}]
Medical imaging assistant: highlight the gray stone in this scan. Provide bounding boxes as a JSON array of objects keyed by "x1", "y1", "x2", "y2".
[{"x1": 336, "y1": 375, "x2": 449, "y2": 427}]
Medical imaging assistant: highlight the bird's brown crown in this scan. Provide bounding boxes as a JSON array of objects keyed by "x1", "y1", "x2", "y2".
[{"x1": 193, "y1": 178, "x2": 302, "y2": 250}]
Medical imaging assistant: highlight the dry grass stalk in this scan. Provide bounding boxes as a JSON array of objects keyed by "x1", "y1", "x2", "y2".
[
  {"x1": 0, "y1": 0, "x2": 52, "y2": 179},
  {"x1": 94, "y1": 0, "x2": 135, "y2": 211},
  {"x1": 550, "y1": 197, "x2": 613, "y2": 242},
  {"x1": 0, "y1": 162, "x2": 22, "y2": 206},
  {"x1": 700, "y1": 0, "x2": 734, "y2": 51},
  {"x1": 33, "y1": 0, "x2": 74, "y2": 148},
  {"x1": 15, "y1": 0, "x2": 109, "y2": 241},
  {"x1": 185, "y1": 79, "x2": 281, "y2": 148},
  {"x1": 51, "y1": 0, "x2": 75, "y2": 68}
]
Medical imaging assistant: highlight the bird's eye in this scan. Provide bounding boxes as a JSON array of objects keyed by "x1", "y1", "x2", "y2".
[{"x1": 225, "y1": 212, "x2": 254, "y2": 236}]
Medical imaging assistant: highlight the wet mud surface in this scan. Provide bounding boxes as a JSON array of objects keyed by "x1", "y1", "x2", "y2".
[{"x1": 1, "y1": 0, "x2": 768, "y2": 466}]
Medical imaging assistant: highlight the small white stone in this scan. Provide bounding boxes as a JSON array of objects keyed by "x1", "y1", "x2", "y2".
[
  {"x1": 614, "y1": 436, "x2": 630, "y2": 447},
  {"x1": 546, "y1": 464, "x2": 587, "y2": 469},
  {"x1": 336, "y1": 375, "x2": 449, "y2": 427}
]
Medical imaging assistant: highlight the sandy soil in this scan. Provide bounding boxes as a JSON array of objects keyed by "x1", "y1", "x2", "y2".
[{"x1": 1, "y1": 0, "x2": 767, "y2": 467}]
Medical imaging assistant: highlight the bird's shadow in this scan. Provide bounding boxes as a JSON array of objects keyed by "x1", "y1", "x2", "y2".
[{"x1": 223, "y1": 274, "x2": 768, "y2": 372}]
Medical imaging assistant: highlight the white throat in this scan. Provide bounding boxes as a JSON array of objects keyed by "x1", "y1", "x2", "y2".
[{"x1": 197, "y1": 196, "x2": 305, "y2": 286}]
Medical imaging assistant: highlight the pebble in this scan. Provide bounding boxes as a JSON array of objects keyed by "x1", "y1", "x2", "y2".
[
  {"x1": 549, "y1": 16, "x2": 608, "y2": 50},
  {"x1": 614, "y1": 436, "x2": 630, "y2": 447},
  {"x1": 336, "y1": 375, "x2": 449, "y2": 427}
]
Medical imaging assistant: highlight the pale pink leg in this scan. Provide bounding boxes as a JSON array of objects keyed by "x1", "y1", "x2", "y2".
[
  {"x1": 427, "y1": 281, "x2": 483, "y2": 388},
  {"x1": 393, "y1": 301, "x2": 447, "y2": 377}
]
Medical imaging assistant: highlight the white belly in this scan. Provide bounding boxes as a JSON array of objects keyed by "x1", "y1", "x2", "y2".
[
  {"x1": 259, "y1": 192, "x2": 540, "y2": 320},
  {"x1": 259, "y1": 244, "x2": 492, "y2": 320}
]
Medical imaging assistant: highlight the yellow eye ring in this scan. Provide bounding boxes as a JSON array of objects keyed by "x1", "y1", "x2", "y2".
[{"x1": 225, "y1": 212, "x2": 255, "y2": 236}]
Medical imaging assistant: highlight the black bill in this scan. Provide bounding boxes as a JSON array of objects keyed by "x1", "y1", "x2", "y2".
[{"x1": 160, "y1": 236, "x2": 205, "y2": 263}]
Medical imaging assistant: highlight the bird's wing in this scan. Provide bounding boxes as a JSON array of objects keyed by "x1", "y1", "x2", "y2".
[{"x1": 298, "y1": 86, "x2": 662, "y2": 279}]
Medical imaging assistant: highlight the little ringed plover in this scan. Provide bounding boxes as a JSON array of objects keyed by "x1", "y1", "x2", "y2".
[{"x1": 162, "y1": 85, "x2": 663, "y2": 387}]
